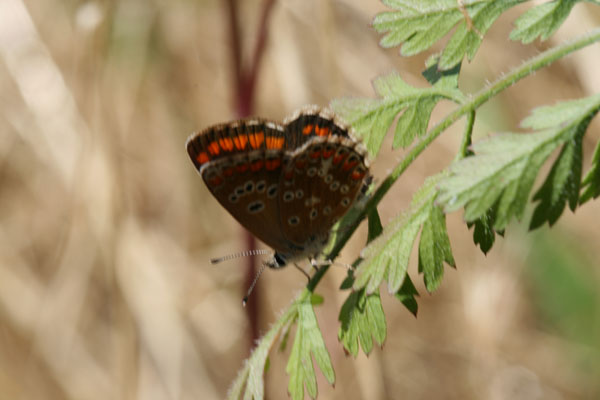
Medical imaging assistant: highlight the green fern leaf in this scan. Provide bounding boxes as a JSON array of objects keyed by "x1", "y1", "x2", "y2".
[
  {"x1": 418, "y1": 205, "x2": 455, "y2": 292},
  {"x1": 467, "y1": 200, "x2": 504, "y2": 254},
  {"x1": 331, "y1": 71, "x2": 462, "y2": 156},
  {"x1": 228, "y1": 303, "x2": 298, "y2": 400},
  {"x1": 286, "y1": 291, "x2": 335, "y2": 400},
  {"x1": 530, "y1": 126, "x2": 584, "y2": 229},
  {"x1": 375, "y1": 0, "x2": 523, "y2": 69},
  {"x1": 338, "y1": 289, "x2": 386, "y2": 357},
  {"x1": 580, "y1": 139, "x2": 600, "y2": 204},
  {"x1": 353, "y1": 174, "x2": 452, "y2": 294},
  {"x1": 510, "y1": 0, "x2": 578, "y2": 44},
  {"x1": 437, "y1": 95, "x2": 600, "y2": 230},
  {"x1": 395, "y1": 274, "x2": 419, "y2": 316}
]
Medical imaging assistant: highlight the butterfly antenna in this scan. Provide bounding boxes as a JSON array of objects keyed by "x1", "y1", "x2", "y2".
[
  {"x1": 210, "y1": 249, "x2": 272, "y2": 264},
  {"x1": 242, "y1": 262, "x2": 268, "y2": 307}
]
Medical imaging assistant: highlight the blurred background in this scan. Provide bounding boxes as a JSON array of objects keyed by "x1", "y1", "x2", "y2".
[{"x1": 1, "y1": 0, "x2": 600, "y2": 399}]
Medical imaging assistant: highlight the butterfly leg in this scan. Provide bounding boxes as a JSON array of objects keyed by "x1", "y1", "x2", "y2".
[
  {"x1": 293, "y1": 263, "x2": 311, "y2": 282},
  {"x1": 311, "y1": 258, "x2": 351, "y2": 270}
]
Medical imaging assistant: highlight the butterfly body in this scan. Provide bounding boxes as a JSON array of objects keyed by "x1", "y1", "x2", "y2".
[{"x1": 186, "y1": 105, "x2": 371, "y2": 268}]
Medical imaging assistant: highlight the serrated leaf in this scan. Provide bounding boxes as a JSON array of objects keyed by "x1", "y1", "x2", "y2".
[
  {"x1": 339, "y1": 270, "x2": 355, "y2": 290},
  {"x1": 286, "y1": 291, "x2": 335, "y2": 400},
  {"x1": 228, "y1": 302, "x2": 299, "y2": 400},
  {"x1": 437, "y1": 95, "x2": 600, "y2": 231},
  {"x1": 530, "y1": 127, "x2": 584, "y2": 229},
  {"x1": 580, "y1": 139, "x2": 600, "y2": 204},
  {"x1": 353, "y1": 175, "x2": 443, "y2": 294},
  {"x1": 374, "y1": 0, "x2": 523, "y2": 70},
  {"x1": 510, "y1": 0, "x2": 578, "y2": 44},
  {"x1": 368, "y1": 208, "x2": 383, "y2": 243},
  {"x1": 422, "y1": 58, "x2": 461, "y2": 86},
  {"x1": 395, "y1": 274, "x2": 419, "y2": 316},
  {"x1": 418, "y1": 205, "x2": 455, "y2": 292},
  {"x1": 466, "y1": 199, "x2": 504, "y2": 254},
  {"x1": 331, "y1": 71, "x2": 462, "y2": 156},
  {"x1": 338, "y1": 289, "x2": 386, "y2": 357}
]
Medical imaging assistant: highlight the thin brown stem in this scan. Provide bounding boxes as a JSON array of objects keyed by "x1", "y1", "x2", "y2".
[{"x1": 223, "y1": 0, "x2": 278, "y2": 357}]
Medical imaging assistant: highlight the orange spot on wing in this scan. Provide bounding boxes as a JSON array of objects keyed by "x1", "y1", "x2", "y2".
[
  {"x1": 265, "y1": 158, "x2": 281, "y2": 170},
  {"x1": 351, "y1": 170, "x2": 366, "y2": 180},
  {"x1": 233, "y1": 134, "x2": 248, "y2": 150},
  {"x1": 208, "y1": 176, "x2": 223, "y2": 186},
  {"x1": 249, "y1": 131, "x2": 265, "y2": 149},
  {"x1": 266, "y1": 136, "x2": 285, "y2": 149},
  {"x1": 310, "y1": 150, "x2": 321, "y2": 159},
  {"x1": 219, "y1": 137, "x2": 234, "y2": 151},
  {"x1": 322, "y1": 150, "x2": 334, "y2": 159},
  {"x1": 208, "y1": 141, "x2": 220, "y2": 155},
  {"x1": 302, "y1": 124, "x2": 313, "y2": 135},
  {"x1": 284, "y1": 170, "x2": 294, "y2": 180},
  {"x1": 251, "y1": 160, "x2": 264, "y2": 171},
  {"x1": 236, "y1": 163, "x2": 249, "y2": 173},
  {"x1": 315, "y1": 126, "x2": 329, "y2": 136},
  {"x1": 196, "y1": 152, "x2": 209, "y2": 165},
  {"x1": 333, "y1": 154, "x2": 346, "y2": 164},
  {"x1": 223, "y1": 167, "x2": 234, "y2": 176},
  {"x1": 342, "y1": 160, "x2": 358, "y2": 171}
]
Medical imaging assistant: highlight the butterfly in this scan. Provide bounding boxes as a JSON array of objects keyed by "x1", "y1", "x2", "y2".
[{"x1": 186, "y1": 105, "x2": 371, "y2": 292}]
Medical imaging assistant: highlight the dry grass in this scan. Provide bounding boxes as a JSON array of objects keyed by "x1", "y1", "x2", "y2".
[{"x1": 1, "y1": 1, "x2": 600, "y2": 399}]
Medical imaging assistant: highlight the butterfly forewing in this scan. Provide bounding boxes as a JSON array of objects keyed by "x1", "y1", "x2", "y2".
[{"x1": 187, "y1": 121, "x2": 292, "y2": 253}]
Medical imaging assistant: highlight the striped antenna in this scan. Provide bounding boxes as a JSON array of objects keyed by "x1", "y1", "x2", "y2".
[
  {"x1": 242, "y1": 262, "x2": 268, "y2": 307},
  {"x1": 210, "y1": 249, "x2": 272, "y2": 264}
]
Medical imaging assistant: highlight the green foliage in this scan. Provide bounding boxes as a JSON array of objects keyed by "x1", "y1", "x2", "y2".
[
  {"x1": 228, "y1": 303, "x2": 298, "y2": 400},
  {"x1": 580, "y1": 139, "x2": 600, "y2": 204},
  {"x1": 286, "y1": 291, "x2": 335, "y2": 400},
  {"x1": 353, "y1": 174, "x2": 455, "y2": 294},
  {"x1": 228, "y1": 2, "x2": 600, "y2": 398},
  {"x1": 330, "y1": 69, "x2": 463, "y2": 156},
  {"x1": 418, "y1": 205, "x2": 455, "y2": 292},
  {"x1": 437, "y1": 95, "x2": 600, "y2": 231},
  {"x1": 530, "y1": 126, "x2": 584, "y2": 229},
  {"x1": 395, "y1": 274, "x2": 419, "y2": 316},
  {"x1": 510, "y1": 0, "x2": 579, "y2": 44},
  {"x1": 467, "y1": 201, "x2": 504, "y2": 255},
  {"x1": 374, "y1": 0, "x2": 524, "y2": 69},
  {"x1": 338, "y1": 289, "x2": 386, "y2": 357}
]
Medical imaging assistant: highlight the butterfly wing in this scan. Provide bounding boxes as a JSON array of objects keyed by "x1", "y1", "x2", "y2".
[
  {"x1": 283, "y1": 106, "x2": 352, "y2": 149},
  {"x1": 277, "y1": 135, "x2": 370, "y2": 254},
  {"x1": 187, "y1": 120, "x2": 292, "y2": 253}
]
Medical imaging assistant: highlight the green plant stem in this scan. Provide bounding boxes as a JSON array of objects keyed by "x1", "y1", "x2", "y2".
[
  {"x1": 456, "y1": 110, "x2": 475, "y2": 160},
  {"x1": 310, "y1": 27, "x2": 600, "y2": 292}
]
